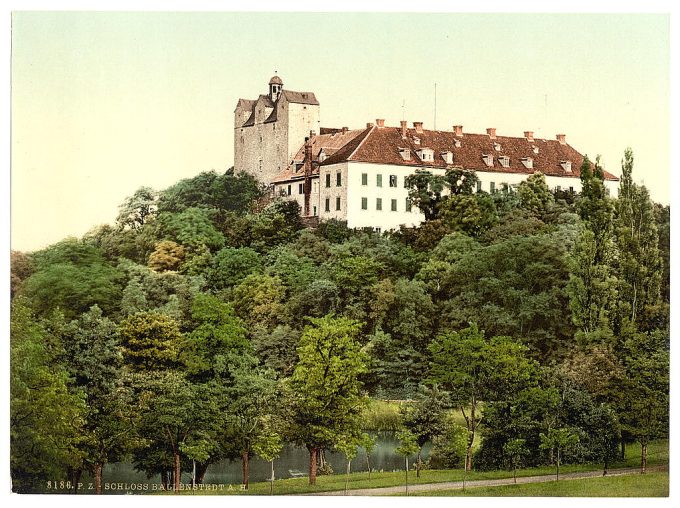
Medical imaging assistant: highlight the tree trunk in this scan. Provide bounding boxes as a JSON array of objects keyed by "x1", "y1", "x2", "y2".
[
  {"x1": 241, "y1": 450, "x2": 250, "y2": 489},
  {"x1": 72, "y1": 468, "x2": 82, "y2": 494},
  {"x1": 620, "y1": 438, "x2": 626, "y2": 460},
  {"x1": 95, "y1": 462, "x2": 104, "y2": 494},
  {"x1": 641, "y1": 441, "x2": 647, "y2": 474},
  {"x1": 196, "y1": 462, "x2": 209, "y2": 484},
  {"x1": 405, "y1": 457, "x2": 409, "y2": 496},
  {"x1": 513, "y1": 466, "x2": 517, "y2": 484},
  {"x1": 556, "y1": 449, "x2": 560, "y2": 481},
  {"x1": 173, "y1": 452, "x2": 181, "y2": 493},
  {"x1": 416, "y1": 449, "x2": 422, "y2": 478},
  {"x1": 366, "y1": 452, "x2": 372, "y2": 481},
  {"x1": 270, "y1": 460, "x2": 275, "y2": 495},
  {"x1": 309, "y1": 446, "x2": 318, "y2": 485},
  {"x1": 345, "y1": 459, "x2": 350, "y2": 495}
]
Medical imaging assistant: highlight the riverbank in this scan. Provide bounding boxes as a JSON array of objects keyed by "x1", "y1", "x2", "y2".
[{"x1": 177, "y1": 439, "x2": 668, "y2": 496}]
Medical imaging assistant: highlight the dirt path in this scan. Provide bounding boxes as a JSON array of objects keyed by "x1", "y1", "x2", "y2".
[{"x1": 307, "y1": 465, "x2": 669, "y2": 496}]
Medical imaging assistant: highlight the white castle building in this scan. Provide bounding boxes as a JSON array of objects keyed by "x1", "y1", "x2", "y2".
[{"x1": 234, "y1": 76, "x2": 619, "y2": 230}]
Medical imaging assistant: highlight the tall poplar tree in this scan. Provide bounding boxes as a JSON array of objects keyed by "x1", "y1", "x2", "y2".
[
  {"x1": 568, "y1": 156, "x2": 618, "y2": 340},
  {"x1": 613, "y1": 148, "x2": 661, "y2": 329}
]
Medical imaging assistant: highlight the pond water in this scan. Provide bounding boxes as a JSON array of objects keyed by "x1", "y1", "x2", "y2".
[{"x1": 68, "y1": 432, "x2": 431, "y2": 493}]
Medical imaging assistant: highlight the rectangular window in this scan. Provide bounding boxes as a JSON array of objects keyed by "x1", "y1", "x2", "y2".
[
  {"x1": 477, "y1": 180, "x2": 482, "y2": 192},
  {"x1": 377, "y1": 174, "x2": 383, "y2": 187},
  {"x1": 406, "y1": 198, "x2": 412, "y2": 212},
  {"x1": 490, "y1": 182, "x2": 496, "y2": 193},
  {"x1": 336, "y1": 197, "x2": 341, "y2": 211},
  {"x1": 361, "y1": 197, "x2": 368, "y2": 210},
  {"x1": 336, "y1": 172, "x2": 342, "y2": 186},
  {"x1": 389, "y1": 175, "x2": 397, "y2": 187},
  {"x1": 376, "y1": 198, "x2": 382, "y2": 211},
  {"x1": 391, "y1": 199, "x2": 397, "y2": 211},
  {"x1": 287, "y1": 185, "x2": 291, "y2": 196},
  {"x1": 362, "y1": 173, "x2": 368, "y2": 186},
  {"x1": 325, "y1": 174, "x2": 331, "y2": 188},
  {"x1": 313, "y1": 205, "x2": 317, "y2": 216},
  {"x1": 299, "y1": 183, "x2": 303, "y2": 194},
  {"x1": 325, "y1": 198, "x2": 330, "y2": 212}
]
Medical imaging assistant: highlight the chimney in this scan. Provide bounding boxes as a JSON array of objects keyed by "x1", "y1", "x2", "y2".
[
  {"x1": 453, "y1": 125, "x2": 463, "y2": 136},
  {"x1": 400, "y1": 120, "x2": 408, "y2": 139},
  {"x1": 413, "y1": 121, "x2": 423, "y2": 134},
  {"x1": 524, "y1": 131, "x2": 534, "y2": 142},
  {"x1": 486, "y1": 128, "x2": 497, "y2": 139},
  {"x1": 341, "y1": 126, "x2": 348, "y2": 133},
  {"x1": 366, "y1": 122, "x2": 374, "y2": 128},
  {"x1": 303, "y1": 136, "x2": 313, "y2": 216},
  {"x1": 376, "y1": 118, "x2": 385, "y2": 128},
  {"x1": 556, "y1": 133, "x2": 566, "y2": 145}
]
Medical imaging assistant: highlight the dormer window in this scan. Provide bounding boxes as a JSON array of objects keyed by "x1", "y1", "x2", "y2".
[
  {"x1": 499, "y1": 156, "x2": 510, "y2": 168},
  {"x1": 482, "y1": 154, "x2": 494, "y2": 167},
  {"x1": 560, "y1": 160, "x2": 572, "y2": 173},
  {"x1": 399, "y1": 147, "x2": 411, "y2": 161},
  {"x1": 494, "y1": 142, "x2": 502, "y2": 151},
  {"x1": 441, "y1": 151, "x2": 453, "y2": 164},
  {"x1": 532, "y1": 146, "x2": 539, "y2": 155},
  {"x1": 521, "y1": 157, "x2": 533, "y2": 169},
  {"x1": 413, "y1": 136, "x2": 421, "y2": 145},
  {"x1": 454, "y1": 139, "x2": 462, "y2": 148},
  {"x1": 319, "y1": 149, "x2": 327, "y2": 162},
  {"x1": 417, "y1": 148, "x2": 434, "y2": 162}
]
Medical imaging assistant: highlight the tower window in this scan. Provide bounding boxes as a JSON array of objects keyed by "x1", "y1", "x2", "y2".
[
  {"x1": 336, "y1": 172, "x2": 342, "y2": 186},
  {"x1": 336, "y1": 197, "x2": 341, "y2": 211},
  {"x1": 325, "y1": 198, "x2": 330, "y2": 212},
  {"x1": 325, "y1": 174, "x2": 331, "y2": 187}
]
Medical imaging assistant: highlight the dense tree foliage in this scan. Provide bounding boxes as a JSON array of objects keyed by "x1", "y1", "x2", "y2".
[{"x1": 10, "y1": 150, "x2": 669, "y2": 492}]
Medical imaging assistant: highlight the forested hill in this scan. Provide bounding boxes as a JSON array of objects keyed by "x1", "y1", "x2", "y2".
[{"x1": 10, "y1": 152, "x2": 670, "y2": 493}]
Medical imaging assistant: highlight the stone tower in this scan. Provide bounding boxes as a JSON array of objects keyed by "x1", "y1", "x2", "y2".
[{"x1": 234, "y1": 76, "x2": 320, "y2": 185}]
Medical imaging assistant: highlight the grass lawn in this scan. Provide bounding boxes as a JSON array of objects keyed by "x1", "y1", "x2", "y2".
[
  {"x1": 413, "y1": 471, "x2": 669, "y2": 497},
  {"x1": 177, "y1": 438, "x2": 668, "y2": 496}
]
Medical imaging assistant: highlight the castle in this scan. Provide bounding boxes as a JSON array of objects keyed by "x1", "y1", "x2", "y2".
[{"x1": 234, "y1": 76, "x2": 619, "y2": 231}]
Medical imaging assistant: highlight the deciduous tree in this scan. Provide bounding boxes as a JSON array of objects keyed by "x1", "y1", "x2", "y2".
[{"x1": 286, "y1": 316, "x2": 369, "y2": 485}]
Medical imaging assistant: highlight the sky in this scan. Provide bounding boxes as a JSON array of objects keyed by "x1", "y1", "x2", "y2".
[{"x1": 10, "y1": 10, "x2": 671, "y2": 252}]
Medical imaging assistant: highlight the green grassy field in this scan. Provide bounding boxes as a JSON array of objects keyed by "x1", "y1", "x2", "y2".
[
  {"x1": 178, "y1": 438, "x2": 667, "y2": 496},
  {"x1": 414, "y1": 471, "x2": 669, "y2": 497}
]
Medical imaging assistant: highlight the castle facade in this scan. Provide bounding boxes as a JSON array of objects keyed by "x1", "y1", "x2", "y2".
[{"x1": 234, "y1": 76, "x2": 619, "y2": 230}]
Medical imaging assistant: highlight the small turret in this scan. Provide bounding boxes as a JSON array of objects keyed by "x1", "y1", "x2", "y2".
[{"x1": 269, "y1": 75, "x2": 283, "y2": 101}]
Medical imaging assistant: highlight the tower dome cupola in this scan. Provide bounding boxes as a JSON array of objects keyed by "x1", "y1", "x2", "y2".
[{"x1": 269, "y1": 75, "x2": 283, "y2": 101}]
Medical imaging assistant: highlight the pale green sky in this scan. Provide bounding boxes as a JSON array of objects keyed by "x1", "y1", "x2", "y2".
[{"x1": 11, "y1": 12, "x2": 670, "y2": 252}]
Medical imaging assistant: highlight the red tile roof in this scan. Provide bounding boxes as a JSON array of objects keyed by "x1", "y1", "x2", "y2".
[
  {"x1": 320, "y1": 125, "x2": 619, "y2": 181},
  {"x1": 272, "y1": 128, "x2": 368, "y2": 184}
]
